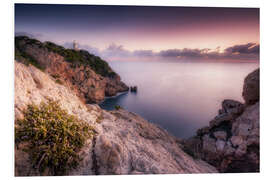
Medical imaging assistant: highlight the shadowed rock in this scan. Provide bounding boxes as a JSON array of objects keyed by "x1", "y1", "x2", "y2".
[{"x1": 242, "y1": 68, "x2": 259, "y2": 105}]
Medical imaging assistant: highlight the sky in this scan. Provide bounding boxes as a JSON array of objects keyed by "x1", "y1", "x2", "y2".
[{"x1": 15, "y1": 4, "x2": 260, "y2": 61}]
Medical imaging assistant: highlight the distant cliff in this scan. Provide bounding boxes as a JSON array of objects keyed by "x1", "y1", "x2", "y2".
[
  {"x1": 15, "y1": 36, "x2": 128, "y2": 103},
  {"x1": 14, "y1": 61, "x2": 217, "y2": 176},
  {"x1": 182, "y1": 69, "x2": 259, "y2": 172}
]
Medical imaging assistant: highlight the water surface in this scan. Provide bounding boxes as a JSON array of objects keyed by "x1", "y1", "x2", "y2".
[{"x1": 100, "y1": 61, "x2": 259, "y2": 138}]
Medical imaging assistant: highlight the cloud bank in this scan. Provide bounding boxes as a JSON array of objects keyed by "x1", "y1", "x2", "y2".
[
  {"x1": 67, "y1": 42, "x2": 259, "y2": 61},
  {"x1": 15, "y1": 32, "x2": 259, "y2": 61}
]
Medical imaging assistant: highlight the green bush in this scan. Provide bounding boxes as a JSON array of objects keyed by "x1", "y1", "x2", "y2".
[
  {"x1": 15, "y1": 48, "x2": 45, "y2": 71},
  {"x1": 15, "y1": 100, "x2": 96, "y2": 175},
  {"x1": 55, "y1": 79, "x2": 63, "y2": 85},
  {"x1": 96, "y1": 113, "x2": 104, "y2": 124},
  {"x1": 114, "y1": 105, "x2": 121, "y2": 110},
  {"x1": 15, "y1": 36, "x2": 45, "y2": 71}
]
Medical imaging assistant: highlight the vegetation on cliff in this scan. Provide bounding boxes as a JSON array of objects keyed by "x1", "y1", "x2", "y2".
[
  {"x1": 15, "y1": 100, "x2": 96, "y2": 175},
  {"x1": 15, "y1": 36, "x2": 117, "y2": 78},
  {"x1": 15, "y1": 37, "x2": 45, "y2": 70}
]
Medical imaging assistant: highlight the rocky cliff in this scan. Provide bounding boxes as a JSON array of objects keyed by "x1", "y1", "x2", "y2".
[
  {"x1": 15, "y1": 36, "x2": 128, "y2": 103},
  {"x1": 14, "y1": 61, "x2": 217, "y2": 176},
  {"x1": 182, "y1": 69, "x2": 259, "y2": 173}
]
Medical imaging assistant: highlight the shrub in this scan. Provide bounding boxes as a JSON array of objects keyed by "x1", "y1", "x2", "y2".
[
  {"x1": 15, "y1": 100, "x2": 96, "y2": 175},
  {"x1": 55, "y1": 79, "x2": 63, "y2": 85},
  {"x1": 15, "y1": 37, "x2": 45, "y2": 71},
  {"x1": 114, "y1": 105, "x2": 121, "y2": 110},
  {"x1": 96, "y1": 114, "x2": 104, "y2": 124}
]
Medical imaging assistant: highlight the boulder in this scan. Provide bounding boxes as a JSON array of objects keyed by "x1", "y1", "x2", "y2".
[
  {"x1": 202, "y1": 135, "x2": 216, "y2": 154},
  {"x1": 222, "y1": 99, "x2": 244, "y2": 115},
  {"x1": 222, "y1": 99, "x2": 243, "y2": 112},
  {"x1": 216, "y1": 140, "x2": 226, "y2": 152},
  {"x1": 209, "y1": 113, "x2": 234, "y2": 128},
  {"x1": 230, "y1": 136, "x2": 244, "y2": 147},
  {"x1": 196, "y1": 126, "x2": 210, "y2": 136},
  {"x1": 242, "y1": 68, "x2": 259, "y2": 105}
]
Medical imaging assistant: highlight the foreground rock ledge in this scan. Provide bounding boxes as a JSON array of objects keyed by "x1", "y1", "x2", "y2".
[{"x1": 15, "y1": 61, "x2": 217, "y2": 176}]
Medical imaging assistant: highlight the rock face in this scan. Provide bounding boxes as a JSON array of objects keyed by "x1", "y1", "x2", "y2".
[
  {"x1": 15, "y1": 36, "x2": 128, "y2": 103},
  {"x1": 242, "y1": 69, "x2": 260, "y2": 105},
  {"x1": 182, "y1": 68, "x2": 260, "y2": 173},
  {"x1": 15, "y1": 61, "x2": 217, "y2": 176}
]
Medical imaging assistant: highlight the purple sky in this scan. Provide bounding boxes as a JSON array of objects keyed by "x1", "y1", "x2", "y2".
[{"x1": 15, "y1": 4, "x2": 259, "y2": 61}]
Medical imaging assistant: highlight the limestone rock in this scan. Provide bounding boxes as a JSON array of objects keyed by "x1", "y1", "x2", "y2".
[
  {"x1": 222, "y1": 99, "x2": 244, "y2": 113},
  {"x1": 222, "y1": 99, "x2": 244, "y2": 115},
  {"x1": 196, "y1": 126, "x2": 210, "y2": 136},
  {"x1": 230, "y1": 136, "x2": 244, "y2": 147},
  {"x1": 202, "y1": 135, "x2": 216, "y2": 154},
  {"x1": 215, "y1": 140, "x2": 226, "y2": 152},
  {"x1": 242, "y1": 68, "x2": 259, "y2": 105},
  {"x1": 209, "y1": 113, "x2": 234, "y2": 128}
]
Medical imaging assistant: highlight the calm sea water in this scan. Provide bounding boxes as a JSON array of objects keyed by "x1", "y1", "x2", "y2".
[{"x1": 99, "y1": 61, "x2": 259, "y2": 138}]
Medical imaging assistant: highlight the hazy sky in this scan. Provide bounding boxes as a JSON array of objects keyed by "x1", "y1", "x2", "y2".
[{"x1": 15, "y1": 4, "x2": 259, "y2": 61}]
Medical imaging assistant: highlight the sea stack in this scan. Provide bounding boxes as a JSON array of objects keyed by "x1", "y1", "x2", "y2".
[{"x1": 130, "y1": 86, "x2": 137, "y2": 92}]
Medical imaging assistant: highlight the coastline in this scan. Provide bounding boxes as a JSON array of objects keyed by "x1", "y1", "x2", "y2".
[{"x1": 14, "y1": 61, "x2": 218, "y2": 175}]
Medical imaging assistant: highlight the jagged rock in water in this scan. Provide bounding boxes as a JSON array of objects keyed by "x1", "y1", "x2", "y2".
[
  {"x1": 182, "y1": 69, "x2": 260, "y2": 173},
  {"x1": 130, "y1": 86, "x2": 138, "y2": 92},
  {"x1": 14, "y1": 61, "x2": 217, "y2": 176}
]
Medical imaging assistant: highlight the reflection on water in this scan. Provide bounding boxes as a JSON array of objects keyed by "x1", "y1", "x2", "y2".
[{"x1": 100, "y1": 61, "x2": 259, "y2": 138}]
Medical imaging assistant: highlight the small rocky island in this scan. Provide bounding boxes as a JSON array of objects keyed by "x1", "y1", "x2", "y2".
[
  {"x1": 14, "y1": 36, "x2": 259, "y2": 176},
  {"x1": 130, "y1": 86, "x2": 138, "y2": 92}
]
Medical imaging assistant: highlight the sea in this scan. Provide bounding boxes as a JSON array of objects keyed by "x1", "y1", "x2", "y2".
[{"x1": 99, "y1": 60, "x2": 259, "y2": 139}]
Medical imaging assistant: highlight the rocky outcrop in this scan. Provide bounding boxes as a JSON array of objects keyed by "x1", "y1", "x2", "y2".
[
  {"x1": 15, "y1": 61, "x2": 217, "y2": 176},
  {"x1": 87, "y1": 109, "x2": 218, "y2": 175},
  {"x1": 15, "y1": 36, "x2": 128, "y2": 103},
  {"x1": 130, "y1": 86, "x2": 138, "y2": 92},
  {"x1": 242, "y1": 69, "x2": 259, "y2": 105},
  {"x1": 182, "y1": 68, "x2": 260, "y2": 173}
]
